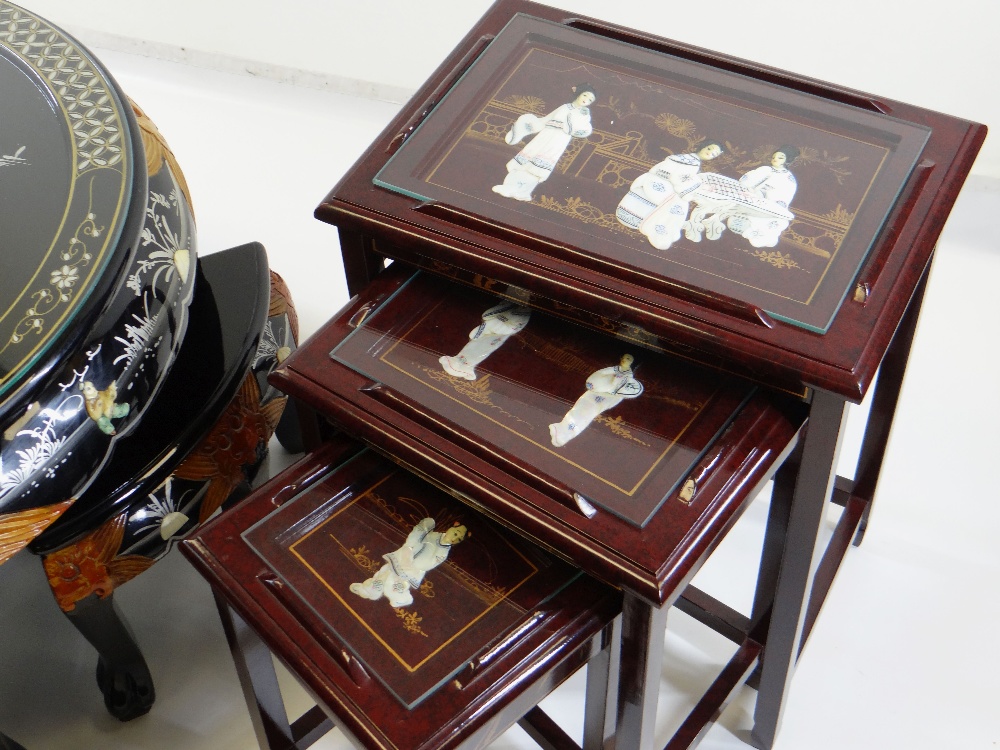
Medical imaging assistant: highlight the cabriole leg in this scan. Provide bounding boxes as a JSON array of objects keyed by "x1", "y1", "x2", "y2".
[{"x1": 65, "y1": 593, "x2": 155, "y2": 721}]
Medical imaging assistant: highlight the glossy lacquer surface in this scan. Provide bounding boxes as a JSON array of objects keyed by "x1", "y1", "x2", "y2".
[
  {"x1": 242, "y1": 448, "x2": 581, "y2": 709},
  {"x1": 0, "y1": 2, "x2": 134, "y2": 398},
  {"x1": 375, "y1": 13, "x2": 929, "y2": 335},
  {"x1": 330, "y1": 269, "x2": 754, "y2": 527},
  {"x1": 182, "y1": 441, "x2": 621, "y2": 750},
  {"x1": 0, "y1": 2, "x2": 197, "y2": 559},
  {"x1": 272, "y1": 263, "x2": 807, "y2": 604},
  {"x1": 317, "y1": 0, "x2": 986, "y2": 400},
  {"x1": 30, "y1": 244, "x2": 272, "y2": 555}
]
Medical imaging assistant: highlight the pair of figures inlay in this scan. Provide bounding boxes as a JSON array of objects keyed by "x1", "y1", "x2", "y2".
[{"x1": 439, "y1": 299, "x2": 643, "y2": 448}]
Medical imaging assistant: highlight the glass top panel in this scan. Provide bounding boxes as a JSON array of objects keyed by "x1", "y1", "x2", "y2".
[
  {"x1": 243, "y1": 449, "x2": 581, "y2": 709},
  {"x1": 0, "y1": 2, "x2": 133, "y2": 397},
  {"x1": 329, "y1": 271, "x2": 756, "y2": 528},
  {"x1": 374, "y1": 13, "x2": 930, "y2": 333}
]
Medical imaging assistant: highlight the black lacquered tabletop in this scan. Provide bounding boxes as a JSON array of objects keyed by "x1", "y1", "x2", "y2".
[{"x1": 0, "y1": 9, "x2": 135, "y2": 401}]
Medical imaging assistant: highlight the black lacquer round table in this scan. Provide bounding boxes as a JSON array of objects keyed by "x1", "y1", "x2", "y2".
[{"x1": 0, "y1": 1, "x2": 197, "y2": 557}]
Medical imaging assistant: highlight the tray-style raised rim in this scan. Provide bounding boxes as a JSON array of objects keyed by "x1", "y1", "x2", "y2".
[
  {"x1": 240, "y1": 447, "x2": 585, "y2": 709},
  {"x1": 317, "y1": 0, "x2": 986, "y2": 401},
  {"x1": 181, "y1": 440, "x2": 621, "y2": 750},
  {"x1": 327, "y1": 267, "x2": 758, "y2": 529},
  {"x1": 374, "y1": 12, "x2": 930, "y2": 336}
]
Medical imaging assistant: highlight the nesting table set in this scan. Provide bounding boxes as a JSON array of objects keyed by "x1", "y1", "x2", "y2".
[{"x1": 181, "y1": 2, "x2": 986, "y2": 750}]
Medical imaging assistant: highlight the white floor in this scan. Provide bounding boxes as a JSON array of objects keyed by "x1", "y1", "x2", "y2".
[{"x1": 0, "y1": 48, "x2": 997, "y2": 750}]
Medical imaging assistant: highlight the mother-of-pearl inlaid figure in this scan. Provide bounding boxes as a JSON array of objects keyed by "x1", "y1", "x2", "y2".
[
  {"x1": 617, "y1": 140, "x2": 725, "y2": 234},
  {"x1": 350, "y1": 519, "x2": 468, "y2": 608},
  {"x1": 549, "y1": 354, "x2": 643, "y2": 447},
  {"x1": 492, "y1": 83, "x2": 596, "y2": 202},
  {"x1": 634, "y1": 144, "x2": 800, "y2": 250},
  {"x1": 724, "y1": 145, "x2": 799, "y2": 247},
  {"x1": 439, "y1": 301, "x2": 531, "y2": 381}
]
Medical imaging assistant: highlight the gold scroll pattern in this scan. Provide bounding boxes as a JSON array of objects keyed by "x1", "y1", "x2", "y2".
[{"x1": 0, "y1": 2, "x2": 129, "y2": 361}]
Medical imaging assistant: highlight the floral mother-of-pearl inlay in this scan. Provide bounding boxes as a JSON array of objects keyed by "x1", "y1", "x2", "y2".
[{"x1": 0, "y1": 173, "x2": 195, "y2": 502}]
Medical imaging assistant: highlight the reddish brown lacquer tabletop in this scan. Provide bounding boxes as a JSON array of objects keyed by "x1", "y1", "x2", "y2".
[
  {"x1": 300, "y1": 4, "x2": 984, "y2": 748},
  {"x1": 316, "y1": 0, "x2": 985, "y2": 401}
]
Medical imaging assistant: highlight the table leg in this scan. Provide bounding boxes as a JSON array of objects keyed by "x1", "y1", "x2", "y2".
[
  {"x1": 213, "y1": 592, "x2": 296, "y2": 750},
  {"x1": 749, "y1": 444, "x2": 800, "y2": 633},
  {"x1": 848, "y1": 270, "x2": 928, "y2": 545},
  {"x1": 615, "y1": 593, "x2": 669, "y2": 750},
  {"x1": 583, "y1": 615, "x2": 620, "y2": 750},
  {"x1": 339, "y1": 230, "x2": 385, "y2": 297},
  {"x1": 751, "y1": 389, "x2": 848, "y2": 750},
  {"x1": 65, "y1": 593, "x2": 155, "y2": 722},
  {"x1": 289, "y1": 398, "x2": 327, "y2": 454}
]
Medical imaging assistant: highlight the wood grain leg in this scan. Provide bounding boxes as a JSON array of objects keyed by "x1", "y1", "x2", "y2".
[
  {"x1": 615, "y1": 593, "x2": 669, "y2": 750},
  {"x1": 741, "y1": 442, "x2": 800, "y2": 691},
  {"x1": 583, "y1": 616, "x2": 620, "y2": 750},
  {"x1": 273, "y1": 396, "x2": 305, "y2": 455},
  {"x1": 750, "y1": 444, "x2": 799, "y2": 629},
  {"x1": 339, "y1": 230, "x2": 386, "y2": 297},
  {"x1": 287, "y1": 398, "x2": 326, "y2": 454},
  {"x1": 751, "y1": 390, "x2": 848, "y2": 750}
]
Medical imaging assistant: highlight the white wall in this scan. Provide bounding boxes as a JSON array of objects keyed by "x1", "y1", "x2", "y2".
[{"x1": 21, "y1": 0, "x2": 997, "y2": 177}]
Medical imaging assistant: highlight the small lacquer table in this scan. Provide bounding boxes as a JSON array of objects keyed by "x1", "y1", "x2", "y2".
[{"x1": 183, "y1": 439, "x2": 627, "y2": 750}]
